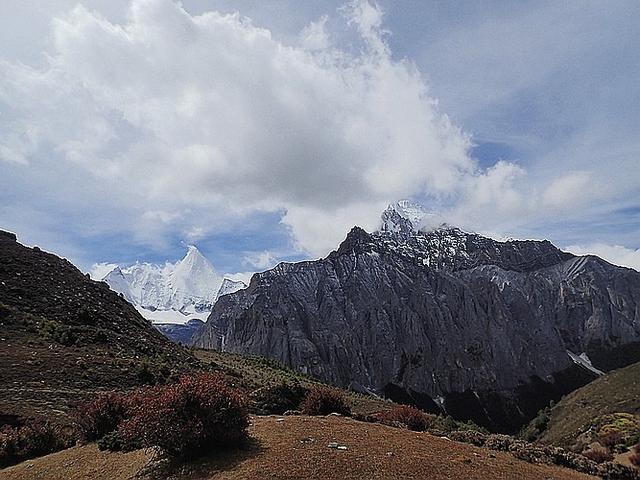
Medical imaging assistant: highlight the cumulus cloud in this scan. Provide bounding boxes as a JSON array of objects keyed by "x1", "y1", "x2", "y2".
[
  {"x1": 1, "y1": 0, "x2": 492, "y2": 257},
  {"x1": 566, "y1": 243, "x2": 640, "y2": 272},
  {"x1": 543, "y1": 172, "x2": 593, "y2": 209}
]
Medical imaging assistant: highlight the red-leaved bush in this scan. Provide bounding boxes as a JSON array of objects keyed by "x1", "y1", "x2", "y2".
[
  {"x1": 582, "y1": 448, "x2": 614, "y2": 464},
  {"x1": 0, "y1": 420, "x2": 73, "y2": 468},
  {"x1": 630, "y1": 444, "x2": 640, "y2": 467},
  {"x1": 73, "y1": 392, "x2": 129, "y2": 441},
  {"x1": 377, "y1": 405, "x2": 433, "y2": 431},
  {"x1": 118, "y1": 374, "x2": 248, "y2": 458},
  {"x1": 72, "y1": 373, "x2": 248, "y2": 459},
  {"x1": 300, "y1": 386, "x2": 351, "y2": 416}
]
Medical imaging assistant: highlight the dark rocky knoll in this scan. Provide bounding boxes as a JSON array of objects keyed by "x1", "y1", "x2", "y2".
[{"x1": 193, "y1": 224, "x2": 640, "y2": 432}]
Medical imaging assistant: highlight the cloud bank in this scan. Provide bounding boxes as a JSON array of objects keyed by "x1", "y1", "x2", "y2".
[
  {"x1": 0, "y1": 0, "x2": 481, "y2": 257},
  {"x1": 1, "y1": 0, "x2": 635, "y2": 268}
]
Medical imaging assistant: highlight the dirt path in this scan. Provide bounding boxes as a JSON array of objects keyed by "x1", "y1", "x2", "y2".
[{"x1": 2, "y1": 415, "x2": 597, "y2": 480}]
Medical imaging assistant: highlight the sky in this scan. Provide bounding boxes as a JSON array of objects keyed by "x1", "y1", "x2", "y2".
[{"x1": 1, "y1": 0, "x2": 639, "y2": 276}]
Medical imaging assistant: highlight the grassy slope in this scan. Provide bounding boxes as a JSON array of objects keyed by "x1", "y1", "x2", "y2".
[
  {"x1": 540, "y1": 361, "x2": 640, "y2": 447},
  {"x1": 194, "y1": 349, "x2": 392, "y2": 415}
]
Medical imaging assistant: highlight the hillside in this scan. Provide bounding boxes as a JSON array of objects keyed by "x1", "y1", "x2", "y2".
[
  {"x1": 0, "y1": 230, "x2": 200, "y2": 422},
  {"x1": 2, "y1": 415, "x2": 597, "y2": 480},
  {"x1": 539, "y1": 361, "x2": 640, "y2": 448}
]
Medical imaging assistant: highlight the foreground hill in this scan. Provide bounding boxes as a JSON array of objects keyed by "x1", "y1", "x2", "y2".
[
  {"x1": 194, "y1": 204, "x2": 640, "y2": 432},
  {"x1": 0, "y1": 230, "x2": 197, "y2": 422},
  {"x1": 539, "y1": 361, "x2": 640, "y2": 448},
  {"x1": 2, "y1": 415, "x2": 596, "y2": 480}
]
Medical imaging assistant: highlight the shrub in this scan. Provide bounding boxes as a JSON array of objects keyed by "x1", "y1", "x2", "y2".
[
  {"x1": 118, "y1": 373, "x2": 248, "y2": 458},
  {"x1": 582, "y1": 448, "x2": 614, "y2": 464},
  {"x1": 448, "y1": 429, "x2": 488, "y2": 447},
  {"x1": 0, "y1": 420, "x2": 73, "y2": 468},
  {"x1": 300, "y1": 386, "x2": 351, "y2": 416},
  {"x1": 484, "y1": 434, "x2": 515, "y2": 451},
  {"x1": 73, "y1": 392, "x2": 129, "y2": 441},
  {"x1": 251, "y1": 382, "x2": 309, "y2": 415},
  {"x1": 520, "y1": 403, "x2": 552, "y2": 442},
  {"x1": 377, "y1": 405, "x2": 433, "y2": 431},
  {"x1": 97, "y1": 430, "x2": 127, "y2": 452},
  {"x1": 600, "y1": 430, "x2": 624, "y2": 449},
  {"x1": 630, "y1": 444, "x2": 640, "y2": 466}
]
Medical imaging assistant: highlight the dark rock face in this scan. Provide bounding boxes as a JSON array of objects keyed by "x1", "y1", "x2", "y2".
[
  {"x1": 193, "y1": 226, "x2": 640, "y2": 432},
  {"x1": 155, "y1": 319, "x2": 204, "y2": 345}
]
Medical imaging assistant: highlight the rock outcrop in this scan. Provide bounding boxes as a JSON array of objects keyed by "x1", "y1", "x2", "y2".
[{"x1": 193, "y1": 210, "x2": 640, "y2": 432}]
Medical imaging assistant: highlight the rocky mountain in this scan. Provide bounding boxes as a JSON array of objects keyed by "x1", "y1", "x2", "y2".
[
  {"x1": 95, "y1": 247, "x2": 246, "y2": 328},
  {"x1": 193, "y1": 203, "x2": 640, "y2": 432}
]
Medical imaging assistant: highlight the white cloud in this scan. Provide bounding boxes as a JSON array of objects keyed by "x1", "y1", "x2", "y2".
[
  {"x1": 300, "y1": 15, "x2": 329, "y2": 51},
  {"x1": 1, "y1": 0, "x2": 490, "y2": 257},
  {"x1": 243, "y1": 250, "x2": 278, "y2": 270},
  {"x1": 566, "y1": 243, "x2": 640, "y2": 272},
  {"x1": 543, "y1": 171, "x2": 592, "y2": 209}
]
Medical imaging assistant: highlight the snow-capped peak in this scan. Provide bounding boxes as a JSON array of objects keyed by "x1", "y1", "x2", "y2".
[
  {"x1": 379, "y1": 200, "x2": 445, "y2": 234},
  {"x1": 168, "y1": 245, "x2": 221, "y2": 311},
  {"x1": 95, "y1": 245, "x2": 231, "y2": 321}
]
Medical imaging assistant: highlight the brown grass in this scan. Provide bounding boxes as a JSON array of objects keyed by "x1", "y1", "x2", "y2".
[{"x1": 2, "y1": 415, "x2": 598, "y2": 480}]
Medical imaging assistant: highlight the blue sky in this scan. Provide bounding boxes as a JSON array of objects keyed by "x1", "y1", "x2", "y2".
[{"x1": 1, "y1": 0, "x2": 639, "y2": 275}]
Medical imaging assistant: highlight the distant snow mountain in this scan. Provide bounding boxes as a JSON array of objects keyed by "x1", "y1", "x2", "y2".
[{"x1": 96, "y1": 246, "x2": 246, "y2": 325}]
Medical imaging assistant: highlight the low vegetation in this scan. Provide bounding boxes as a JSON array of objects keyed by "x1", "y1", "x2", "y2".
[
  {"x1": 251, "y1": 382, "x2": 309, "y2": 415},
  {"x1": 0, "y1": 419, "x2": 74, "y2": 468},
  {"x1": 630, "y1": 444, "x2": 640, "y2": 466},
  {"x1": 73, "y1": 373, "x2": 248, "y2": 459},
  {"x1": 300, "y1": 386, "x2": 351, "y2": 416},
  {"x1": 376, "y1": 405, "x2": 433, "y2": 431},
  {"x1": 582, "y1": 448, "x2": 614, "y2": 464},
  {"x1": 73, "y1": 392, "x2": 129, "y2": 442},
  {"x1": 445, "y1": 428, "x2": 640, "y2": 479}
]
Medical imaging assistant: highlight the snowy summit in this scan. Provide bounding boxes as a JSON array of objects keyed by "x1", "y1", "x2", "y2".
[
  {"x1": 379, "y1": 200, "x2": 446, "y2": 235},
  {"x1": 95, "y1": 246, "x2": 246, "y2": 325}
]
